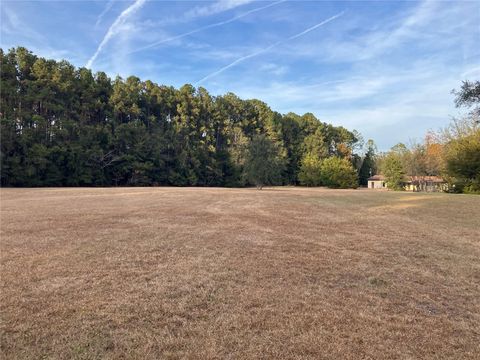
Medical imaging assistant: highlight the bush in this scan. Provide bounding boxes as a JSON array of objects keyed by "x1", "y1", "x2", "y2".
[
  {"x1": 445, "y1": 130, "x2": 480, "y2": 194},
  {"x1": 298, "y1": 153, "x2": 322, "y2": 186},
  {"x1": 319, "y1": 157, "x2": 358, "y2": 189},
  {"x1": 464, "y1": 184, "x2": 480, "y2": 194}
]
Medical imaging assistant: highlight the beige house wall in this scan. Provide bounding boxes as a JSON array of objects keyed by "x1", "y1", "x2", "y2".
[
  {"x1": 368, "y1": 176, "x2": 447, "y2": 192},
  {"x1": 368, "y1": 180, "x2": 385, "y2": 189}
]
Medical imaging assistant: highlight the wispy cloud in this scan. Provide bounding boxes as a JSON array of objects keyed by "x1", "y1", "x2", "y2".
[
  {"x1": 288, "y1": 14, "x2": 344, "y2": 41},
  {"x1": 184, "y1": 0, "x2": 254, "y2": 20},
  {"x1": 260, "y1": 63, "x2": 288, "y2": 76},
  {"x1": 195, "y1": 11, "x2": 345, "y2": 85},
  {"x1": 224, "y1": 59, "x2": 465, "y2": 150},
  {"x1": 95, "y1": 0, "x2": 115, "y2": 28},
  {"x1": 461, "y1": 66, "x2": 480, "y2": 79},
  {"x1": 86, "y1": 0, "x2": 147, "y2": 69},
  {"x1": 128, "y1": 0, "x2": 285, "y2": 55},
  {"x1": 1, "y1": 5, "x2": 45, "y2": 43},
  {"x1": 145, "y1": 0, "x2": 255, "y2": 28},
  {"x1": 297, "y1": 0, "x2": 478, "y2": 65},
  {"x1": 3, "y1": 0, "x2": 476, "y2": 150}
]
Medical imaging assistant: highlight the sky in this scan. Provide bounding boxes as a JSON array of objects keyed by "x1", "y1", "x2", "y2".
[{"x1": 1, "y1": 0, "x2": 479, "y2": 150}]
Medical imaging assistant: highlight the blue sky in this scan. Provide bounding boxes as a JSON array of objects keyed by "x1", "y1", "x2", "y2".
[{"x1": 1, "y1": 0, "x2": 479, "y2": 150}]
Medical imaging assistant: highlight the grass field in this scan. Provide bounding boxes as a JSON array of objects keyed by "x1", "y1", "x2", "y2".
[{"x1": 1, "y1": 187, "x2": 479, "y2": 359}]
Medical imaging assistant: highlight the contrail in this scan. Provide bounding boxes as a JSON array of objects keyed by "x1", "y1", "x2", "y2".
[
  {"x1": 86, "y1": 0, "x2": 147, "y2": 69},
  {"x1": 195, "y1": 42, "x2": 282, "y2": 85},
  {"x1": 288, "y1": 11, "x2": 345, "y2": 40},
  {"x1": 95, "y1": 0, "x2": 115, "y2": 28},
  {"x1": 127, "y1": 0, "x2": 286, "y2": 56},
  {"x1": 195, "y1": 11, "x2": 345, "y2": 85}
]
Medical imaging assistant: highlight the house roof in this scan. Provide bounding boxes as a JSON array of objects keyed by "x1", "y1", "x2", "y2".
[
  {"x1": 368, "y1": 175, "x2": 445, "y2": 183},
  {"x1": 407, "y1": 176, "x2": 445, "y2": 183}
]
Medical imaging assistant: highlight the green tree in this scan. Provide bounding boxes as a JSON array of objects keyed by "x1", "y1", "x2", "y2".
[
  {"x1": 302, "y1": 128, "x2": 328, "y2": 159},
  {"x1": 382, "y1": 153, "x2": 405, "y2": 191},
  {"x1": 277, "y1": 114, "x2": 302, "y2": 184},
  {"x1": 442, "y1": 81, "x2": 480, "y2": 193},
  {"x1": 452, "y1": 80, "x2": 480, "y2": 115},
  {"x1": 358, "y1": 139, "x2": 377, "y2": 186},
  {"x1": 319, "y1": 157, "x2": 358, "y2": 189},
  {"x1": 298, "y1": 153, "x2": 322, "y2": 186},
  {"x1": 444, "y1": 130, "x2": 480, "y2": 193},
  {"x1": 244, "y1": 134, "x2": 284, "y2": 189}
]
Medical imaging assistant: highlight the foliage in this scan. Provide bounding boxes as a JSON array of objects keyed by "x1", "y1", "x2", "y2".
[
  {"x1": 0, "y1": 47, "x2": 361, "y2": 187},
  {"x1": 298, "y1": 153, "x2": 323, "y2": 186},
  {"x1": 319, "y1": 157, "x2": 358, "y2": 189},
  {"x1": 244, "y1": 134, "x2": 284, "y2": 189},
  {"x1": 424, "y1": 133, "x2": 445, "y2": 176},
  {"x1": 442, "y1": 81, "x2": 480, "y2": 193},
  {"x1": 452, "y1": 80, "x2": 480, "y2": 116},
  {"x1": 358, "y1": 139, "x2": 377, "y2": 186},
  {"x1": 444, "y1": 130, "x2": 480, "y2": 193},
  {"x1": 376, "y1": 136, "x2": 445, "y2": 191},
  {"x1": 382, "y1": 152, "x2": 405, "y2": 191}
]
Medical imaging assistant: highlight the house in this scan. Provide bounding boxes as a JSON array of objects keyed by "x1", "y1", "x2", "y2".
[
  {"x1": 404, "y1": 176, "x2": 448, "y2": 192},
  {"x1": 367, "y1": 175, "x2": 447, "y2": 192},
  {"x1": 367, "y1": 175, "x2": 387, "y2": 189}
]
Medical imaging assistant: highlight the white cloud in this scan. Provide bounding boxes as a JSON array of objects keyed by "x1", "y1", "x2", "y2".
[
  {"x1": 195, "y1": 11, "x2": 345, "y2": 85},
  {"x1": 461, "y1": 66, "x2": 480, "y2": 79},
  {"x1": 95, "y1": 0, "x2": 116, "y2": 28},
  {"x1": 127, "y1": 1, "x2": 284, "y2": 55},
  {"x1": 1, "y1": 6, "x2": 45, "y2": 43},
  {"x1": 0, "y1": 4, "x2": 85, "y2": 64},
  {"x1": 266, "y1": 0, "x2": 477, "y2": 66},
  {"x1": 205, "y1": 57, "x2": 466, "y2": 150},
  {"x1": 184, "y1": 0, "x2": 254, "y2": 20},
  {"x1": 187, "y1": 0, "x2": 477, "y2": 149},
  {"x1": 144, "y1": 0, "x2": 256, "y2": 28},
  {"x1": 260, "y1": 63, "x2": 288, "y2": 76},
  {"x1": 85, "y1": 0, "x2": 147, "y2": 69}
]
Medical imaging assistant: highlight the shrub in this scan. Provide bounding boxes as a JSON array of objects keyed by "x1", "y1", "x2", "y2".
[
  {"x1": 298, "y1": 153, "x2": 322, "y2": 186},
  {"x1": 319, "y1": 157, "x2": 358, "y2": 189}
]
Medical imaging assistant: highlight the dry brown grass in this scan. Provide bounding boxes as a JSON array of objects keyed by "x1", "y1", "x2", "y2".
[{"x1": 1, "y1": 187, "x2": 479, "y2": 359}]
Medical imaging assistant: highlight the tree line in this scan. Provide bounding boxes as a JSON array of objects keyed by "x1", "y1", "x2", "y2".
[
  {"x1": 0, "y1": 47, "x2": 361, "y2": 188},
  {"x1": 2, "y1": 48, "x2": 477, "y2": 192}
]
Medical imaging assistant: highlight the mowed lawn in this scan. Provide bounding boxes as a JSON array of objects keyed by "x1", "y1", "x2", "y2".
[{"x1": 1, "y1": 187, "x2": 479, "y2": 359}]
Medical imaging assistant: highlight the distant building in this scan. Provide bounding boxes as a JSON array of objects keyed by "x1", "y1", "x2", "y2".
[
  {"x1": 405, "y1": 176, "x2": 448, "y2": 192},
  {"x1": 367, "y1": 175, "x2": 447, "y2": 192},
  {"x1": 367, "y1": 175, "x2": 386, "y2": 189}
]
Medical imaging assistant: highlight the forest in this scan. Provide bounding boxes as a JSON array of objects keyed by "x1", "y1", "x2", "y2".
[
  {"x1": 0, "y1": 47, "x2": 361, "y2": 188},
  {"x1": 1, "y1": 47, "x2": 478, "y2": 192}
]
